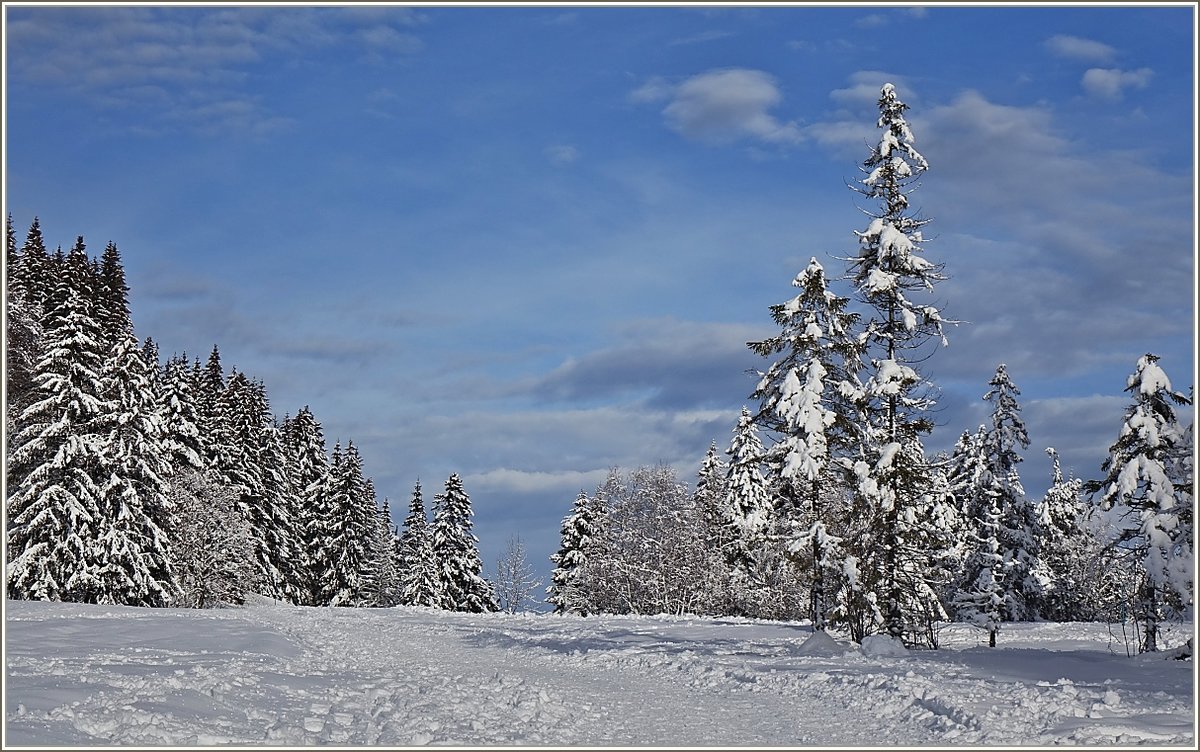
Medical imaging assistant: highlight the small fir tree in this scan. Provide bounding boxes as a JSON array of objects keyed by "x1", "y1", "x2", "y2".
[
  {"x1": 398, "y1": 480, "x2": 442, "y2": 607},
  {"x1": 431, "y1": 473, "x2": 498, "y2": 612},
  {"x1": 1088, "y1": 354, "x2": 1193, "y2": 652}
]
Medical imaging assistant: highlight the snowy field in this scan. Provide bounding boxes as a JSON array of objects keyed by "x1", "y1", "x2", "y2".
[{"x1": 3, "y1": 599, "x2": 1194, "y2": 747}]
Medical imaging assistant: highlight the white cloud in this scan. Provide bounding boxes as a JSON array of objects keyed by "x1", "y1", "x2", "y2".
[
  {"x1": 668, "y1": 30, "x2": 734, "y2": 47},
  {"x1": 4, "y1": 7, "x2": 425, "y2": 137},
  {"x1": 628, "y1": 76, "x2": 673, "y2": 104},
  {"x1": 855, "y1": 14, "x2": 888, "y2": 28},
  {"x1": 1044, "y1": 34, "x2": 1117, "y2": 63},
  {"x1": 544, "y1": 144, "x2": 580, "y2": 166},
  {"x1": 829, "y1": 70, "x2": 914, "y2": 109},
  {"x1": 640, "y1": 68, "x2": 803, "y2": 146},
  {"x1": 1081, "y1": 67, "x2": 1153, "y2": 100},
  {"x1": 464, "y1": 467, "x2": 610, "y2": 495}
]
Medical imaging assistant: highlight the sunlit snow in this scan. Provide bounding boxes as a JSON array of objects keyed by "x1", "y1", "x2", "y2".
[{"x1": 4, "y1": 599, "x2": 1192, "y2": 747}]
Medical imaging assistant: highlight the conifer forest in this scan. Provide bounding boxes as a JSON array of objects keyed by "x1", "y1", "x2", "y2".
[{"x1": 5, "y1": 84, "x2": 1194, "y2": 657}]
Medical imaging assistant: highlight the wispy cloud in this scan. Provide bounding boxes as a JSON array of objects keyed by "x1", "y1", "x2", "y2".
[
  {"x1": 668, "y1": 29, "x2": 734, "y2": 46},
  {"x1": 1044, "y1": 34, "x2": 1117, "y2": 63},
  {"x1": 525, "y1": 318, "x2": 768, "y2": 410},
  {"x1": 1081, "y1": 67, "x2": 1153, "y2": 100},
  {"x1": 855, "y1": 14, "x2": 888, "y2": 28},
  {"x1": 544, "y1": 144, "x2": 580, "y2": 166},
  {"x1": 5, "y1": 6, "x2": 425, "y2": 137},
  {"x1": 633, "y1": 68, "x2": 804, "y2": 146}
]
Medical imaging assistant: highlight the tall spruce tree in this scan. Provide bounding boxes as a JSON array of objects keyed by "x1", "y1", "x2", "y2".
[
  {"x1": 5, "y1": 217, "x2": 43, "y2": 421},
  {"x1": 96, "y1": 241, "x2": 132, "y2": 345},
  {"x1": 6, "y1": 260, "x2": 110, "y2": 602},
  {"x1": 91, "y1": 331, "x2": 177, "y2": 606},
  {"x1": 749, "y1": 257, "x2": 864, "y2": 630},
  {"x1": 842, "y1": 83, "x2": 949, "y2": 642},
  {"x1": 981, "y1": 364, "x2": 1041, "y2": 620},
  {"x1": 431, "y1": 473, "x2": 497, "y2": 612},
  {"x1": 398, "y1": 480, "x2": 442, "y2": 607},
  {"x1": 280, "y1": 406, "x2": 333, "y2": 605},
  {"x1": 324, "y1": 441, "x2": 379, "y2": 606},
  {"x1": 1089, "y1": 354, "x2": 1193, "y2": 652}
]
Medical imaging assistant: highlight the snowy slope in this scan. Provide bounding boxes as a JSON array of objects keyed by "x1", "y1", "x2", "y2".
[{"x1": 4, "y1": 599, "x2": 1194, "y2": 747}]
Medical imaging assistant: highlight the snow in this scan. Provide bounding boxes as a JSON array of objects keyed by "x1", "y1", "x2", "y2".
[{"x1": 4, "y1": 599, "x2": 1193, "y2": 747}]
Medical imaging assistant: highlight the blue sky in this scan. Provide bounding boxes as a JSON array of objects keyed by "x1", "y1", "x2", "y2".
[{"x1": 4, "y1": 3, "x2": 1196, "y2": 589}]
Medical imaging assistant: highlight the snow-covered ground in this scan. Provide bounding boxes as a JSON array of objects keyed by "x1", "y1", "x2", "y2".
[{"x1": 4, "y1": 598, "x2": 1194, "y2": 747}]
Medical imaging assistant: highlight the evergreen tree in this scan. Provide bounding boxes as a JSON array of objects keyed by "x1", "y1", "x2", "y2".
[
  {"x1": 362, "y1": 498, "x2": 402, "y2": 607},
  {"x1": 280, "y1": 406, "x2": 332, "y2": 605},
  {"x1": 954, "y1": 483, "x2": 1006, "y2": 647},
  {"x1": 91, "y1": 331, "x2": 177, "y2": 606},
  {"x1": 398, "y1": 480, "x2": 442, "y2": 607},
  {"x1": 324, "y1": 441, "x2": 379, "y2": 606},
  {"x1": 431, "y1": 473, "x2": 498, "y2": 612},
  {"x1": 842, "y1": 83, "x2": 949, "y2": 642},
  {"x1": 96, "y1": 241, "x2": 132, "y2": 345},
  {"x1": 1036, "y1": 448, "x2": 1110, "y2": 621},
  {"x1": 1088, "y1": 354, "x2": 1193, "y2": 652},
  {"x1": 724, "y1": 408, "x2": 773, "y2": 584},
  {"x1": 981, "y1": 364, "x2": 1042, "y2": 620},
  {"x1": 5, "y1": 217, "x2": 43, "y2": 421},
  {"x1": 547, "y1": 489, "x2": 602, "y2": 614},
  {"x1": 157, "y1": 355, "x2": 205, "y2": 476},
  {"x1": 216, "y1": 371, "x2": 302, "y2": 602},
  {"x1": 17, "y1": 216, "x2": 52, "y2": 313},
  {"x1": 694, "y1": 441, "x2": 732, "y2": 558},
  {"x1": 194, "y1": 345, "x2": 227, "y2": 467},
  {"x1": 6, "y1": 266, "x2": 110, "y2": 602},
  {"x1": 749, "y1": 257, "x2": 864, "y2": 630}
]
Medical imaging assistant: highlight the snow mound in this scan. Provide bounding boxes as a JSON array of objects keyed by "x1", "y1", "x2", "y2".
[
  {"x1": 795, "y1": 630, "x2": 849, "y2": 657},
  {"x1": 860, "y1": 634, "x2": 908, "y2": 657}
]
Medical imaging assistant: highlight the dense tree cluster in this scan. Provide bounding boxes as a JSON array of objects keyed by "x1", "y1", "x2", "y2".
[
  {"x1": 548, "y1": 84, "x2": 1193, "y2": 654},
  {"x1": 5, "y1": 216, "x2": 496, "y2": 613}
]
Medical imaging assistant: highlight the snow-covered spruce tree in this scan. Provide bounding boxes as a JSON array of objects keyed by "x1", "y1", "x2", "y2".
[
  {"x1": 5, "y1": 216, "x2": 44, "y2": 425},
  {"x1": 165, "y1": 470, "x2": 260, "y2": 607},
  {"x1": 398, "y1": 480, "x2": 443, "y2": 607},
  {"x1": 158, "y1": 355, "x2": 205, "y2": 476},
  {"x1": 694, "y1": 441, "x2": 733, "y2": 557},
  {"x1": 6, "y1": 258, "x2": 110, "y2": 602},
  {"x1": 14, "y1": 217, "x2": 53, "y2": 315},
  {"x1": 495, "y1": 535, "x2": 543, "y2": 614},
  {"x1": 280, "y1": 406, "x2": 333, "y2": 605},
  {"x1": 1036, "y1": 448, "x2": 1112, "y2": 621},
  {"x1": 951, "y1": 426, "x2": 1007, "y2": 647},
  {"x1": 980, "y1": 364, "x2": 1043, "y2": 620},
  {"x1": 547, "y1": 489, "x2": 601, "y2": 615},
  {"x1": 723, "y1": 407, "x2": 777, "y2": 616},
  {"x1": 91, "y1": 330, "x2": 178, "y2": 606},
  {"x1": 215, "y1": 372, "x2": 303, "y2": 603},
  {"x1": 842, "y1": 83, "x2": 949, "y2": 643},
  {"x1": 749, "y1": 256, "x2": 864, "y2": 630},
  {"x1": 431, "y1": 473, "x2": 498, "y2": 612},
  {"x1": 360, "y1": 497, "x2": 402, "y2": 608},
  {"x1": 95, "y1": 241, "x2": 132, "y2": 346},
  {"x1": 322, "y1": 441, "x2": 381, "y2": 607},
  {"x1": 1088, "y1": 354, "x2": 1193, "y2": 653}
]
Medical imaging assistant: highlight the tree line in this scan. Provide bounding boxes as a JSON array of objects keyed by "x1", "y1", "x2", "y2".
[
  {"x1": 4, "y1": 217, "x2": 497, "y2": 613},
  {"x1": 547, "y1": 84, "x2": 1194, "y2": 653}
]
